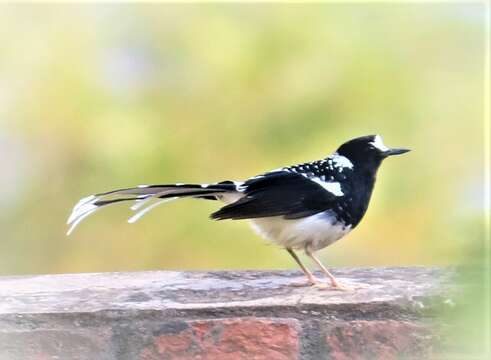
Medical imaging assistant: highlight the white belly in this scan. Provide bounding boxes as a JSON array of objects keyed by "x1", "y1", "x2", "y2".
[
  {"x1": 217, "y1": 192, "x2": 351, "y2": 251},
  {"x1": 249, "y1": 211, "x2": 352, "y2": 251}
]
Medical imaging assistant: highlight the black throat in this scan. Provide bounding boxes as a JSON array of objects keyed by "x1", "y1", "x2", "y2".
[{"x1": 335, "y1": 156, "x2": 383, "y2": 228}]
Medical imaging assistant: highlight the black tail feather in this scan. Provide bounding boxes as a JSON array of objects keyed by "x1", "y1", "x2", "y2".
[{"x1": 67, "y1": 182, "x2": 238, "y2": 235}]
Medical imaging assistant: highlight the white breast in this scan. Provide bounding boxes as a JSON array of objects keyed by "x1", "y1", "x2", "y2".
[{"x1": 249, "y1": 211, "x2": 351, "y2": 252}]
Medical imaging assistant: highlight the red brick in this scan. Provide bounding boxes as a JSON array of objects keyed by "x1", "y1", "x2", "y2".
[
  {"x1": 140, "y1": 318, "x2": 300, "y2": 360},
  {"x1": 324, "y1": 320, "x2": 433, "y2": 360},
  {"x1": 154, "y1": 334, "x2": 194, "y2": 355}
]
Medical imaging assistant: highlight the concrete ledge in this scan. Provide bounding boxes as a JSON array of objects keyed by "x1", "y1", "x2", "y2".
[{"x1": 0, "y1": 267, "x2": 456, "y2": 359}]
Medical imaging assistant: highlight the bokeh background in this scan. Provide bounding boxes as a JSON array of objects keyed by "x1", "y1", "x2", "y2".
[
  {"x1": 0, "y1": 6, "x2": 485, "y2": 271},
  {"x1": 0, "y1": 2, "x2": 488, "y2": 356}
]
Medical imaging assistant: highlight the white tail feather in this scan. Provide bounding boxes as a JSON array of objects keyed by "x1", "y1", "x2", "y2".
[
  {"x1": 66, "y1": 207, "x2": 101, "y2": 235},
  {"x1": 67, "y1": 195, "x2": 97, "y2": 224},
  {"x1": 67, "y1": 183, "x2": 234, "y2": 235},
  {"x1": 67, "y1": 202, "x2": 97, "y2": 225},
  {"x1": 130, "y1": 197, "x2": 153, "y2": 211},
  {"x1": 127, "y1": 197, "x2": 178, "y2": 224}
]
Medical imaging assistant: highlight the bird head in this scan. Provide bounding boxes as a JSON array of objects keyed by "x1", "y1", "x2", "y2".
[{"x1": 336, "y1": 135, "x2": 410, "y2": 170}]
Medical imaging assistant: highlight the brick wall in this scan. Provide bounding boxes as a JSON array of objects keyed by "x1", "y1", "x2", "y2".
[{"x1": 0, "y1": 268, "x2": 455, "y2": 359}]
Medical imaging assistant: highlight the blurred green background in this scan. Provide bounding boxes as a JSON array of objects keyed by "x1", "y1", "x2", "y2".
[{"x1": 0, "y1": 3, "x2": 485, "y2": 277}]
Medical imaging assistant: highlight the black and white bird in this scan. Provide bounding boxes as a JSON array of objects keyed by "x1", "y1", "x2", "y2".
[{"x1": 67, "y1": 134, "x2": 409, "y2": 289}]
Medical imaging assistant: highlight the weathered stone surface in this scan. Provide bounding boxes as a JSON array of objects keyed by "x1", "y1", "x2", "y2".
[
  {"x1": 0, "y1": 268, "x2": 455, "y2": 359},
  {"x1": 0, "y1": 267, "x2": 454, "y2": 316},
  {"x1": 0, "y1": 328, "x2": 113, "y2": 360}
]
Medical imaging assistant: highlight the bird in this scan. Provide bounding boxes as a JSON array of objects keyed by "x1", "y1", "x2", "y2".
[{"x1": 67, "y1": 134, "x2": 409, "y2": 290}]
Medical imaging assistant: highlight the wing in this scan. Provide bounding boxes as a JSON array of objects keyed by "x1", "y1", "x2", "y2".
[{"x1": 211, "y1": 171, "x2": 340, "y2": 220}]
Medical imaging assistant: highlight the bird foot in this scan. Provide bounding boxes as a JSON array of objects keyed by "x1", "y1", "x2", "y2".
[
  {"x1": 310, "y1": 281, "x2": 355, "y2": 292},
  {"x1": 290, "y1": 278, "x2": 366, "y2": 292},
  {"x1": 328, "y1": 281, "x2": 372, "y2": 291},
  {"x1": 290, "y1": 278, "x2": 320, "y2": 287},
  {"x1": 329, "y1": 282, "x2": 354, "y2": 292}
]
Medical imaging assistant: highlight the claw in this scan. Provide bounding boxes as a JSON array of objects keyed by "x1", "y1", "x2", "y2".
[
  {"x1": 330, "y1": 282, "x2": 354, "y2": 292},
  {"x1": 309, "y1": 281, "x2": 356, "y2": 291},
  {"x1": 290, "y1": 276, "x2": 320, "y2": 287}
]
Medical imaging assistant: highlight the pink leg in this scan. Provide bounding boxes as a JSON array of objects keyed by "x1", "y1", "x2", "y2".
[
  {"x1": 286, "y1": 248, "x2": 318, "y2": 285},
  {"x1": 305, "y1": 248, "x2": 352, "y2": 290}
]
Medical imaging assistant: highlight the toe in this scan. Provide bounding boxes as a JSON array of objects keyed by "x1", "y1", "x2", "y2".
[
  {"x1": 290, "y1": 278, "x2": 319, "y2": 287},
  {"x1": 331, "y1": 282, "x2": 355, "y2": 292}
]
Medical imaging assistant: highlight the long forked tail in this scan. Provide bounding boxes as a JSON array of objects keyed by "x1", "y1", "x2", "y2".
[{"x1": 66, "y1": 182, "x2": 237, "y2": 235}]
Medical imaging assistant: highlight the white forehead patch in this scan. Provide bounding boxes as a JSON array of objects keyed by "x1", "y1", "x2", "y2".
[{"x1": 370, "y1": 135, "x2": 389, "y2": 152}]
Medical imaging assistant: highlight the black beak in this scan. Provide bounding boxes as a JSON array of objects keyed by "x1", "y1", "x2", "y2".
[{"x1": 384, "y1": 148, "x2": 411, "y2": 156}]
